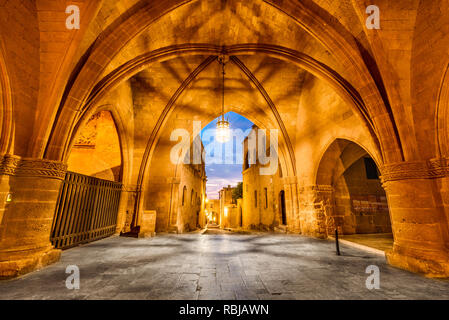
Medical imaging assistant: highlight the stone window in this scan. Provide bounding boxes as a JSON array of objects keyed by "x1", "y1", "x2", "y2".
[
  {"x1": 264, "y1": 188, "x2": 268, "y2": 209},
  {"x1": 364, "y1": 157, "x2": 379, "y2": 179},
  {"x1": 182, "y1": 186, "x2": 187, "y2": 206},
  {"x1": 254, "y1": 190, "x2": 258, "y2": 208}
]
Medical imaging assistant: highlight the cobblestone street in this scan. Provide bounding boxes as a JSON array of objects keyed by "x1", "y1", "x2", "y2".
[{"x1": 1, "y1": 233, "x2": 448, "y2": 300}]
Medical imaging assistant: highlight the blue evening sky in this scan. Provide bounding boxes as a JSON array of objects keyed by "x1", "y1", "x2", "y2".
[{"x1": 201, "y1": 112, "x2": 253, "y2": 199}]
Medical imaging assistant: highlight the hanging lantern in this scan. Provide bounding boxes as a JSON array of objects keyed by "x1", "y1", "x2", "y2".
[
  {"x1": 216, "y1": 56, "x2": 230, "y2": 143},
  {"x1": 216, "y1": 119, "x2": 230, "y2": 143}
]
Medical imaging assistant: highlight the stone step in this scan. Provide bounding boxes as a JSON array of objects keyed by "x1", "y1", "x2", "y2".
[
  {"x1": 274, "y1": 225, "x2": 288, "y2": 233},
  {"x1": 167, "y1": 226, "x2": 178, "y2": 234}
]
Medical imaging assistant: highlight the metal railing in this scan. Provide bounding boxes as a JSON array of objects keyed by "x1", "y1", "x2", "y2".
[{"x1": 50, "y1": 171, "x2": 122, "y2": 249}]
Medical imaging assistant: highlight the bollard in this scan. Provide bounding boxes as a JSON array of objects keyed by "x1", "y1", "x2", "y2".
[{"x1": 335, "y1": 229, "x2": 341, "y2": 256}]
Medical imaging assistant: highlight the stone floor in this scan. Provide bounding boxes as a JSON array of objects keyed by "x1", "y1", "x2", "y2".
[{"x1": 0, "y1": 232, "x2": 448, "y2": 300}]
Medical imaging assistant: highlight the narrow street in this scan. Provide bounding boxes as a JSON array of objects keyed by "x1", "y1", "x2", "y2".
[{"x1": 1, "y1": 233, "x2": 448, "y2": 300}]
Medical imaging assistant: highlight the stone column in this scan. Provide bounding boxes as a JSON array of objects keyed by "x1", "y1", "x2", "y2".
[
  {"x1": 168, "y1": 177, "x2": 180, "y2": 228},
  {"x1": 0, "y1": 155, "x2": 67, "y2": 279},
  {"x1": 116, "y1": 184, "x2": 137, "y2": 234},
  {"x1": 200, "y1": 176, "x2": 207, "y2": 228},
  {"x1": 298, "y1": 185, "x2": 333, "y2": 239},
  {"x1": 381, "y1": 160, "x2": 449, "y2": 277}
]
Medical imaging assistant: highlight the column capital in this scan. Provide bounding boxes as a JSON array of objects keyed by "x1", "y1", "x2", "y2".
[
  {"x1": 0, "y1": 154, "x2": 67, "y2": 180},
  {"x1": 380, "y1": 157, "x2": 449, "y2": 183},
  {"x1": 299, "y1": 185, "x2": 334, "y2": 194}
]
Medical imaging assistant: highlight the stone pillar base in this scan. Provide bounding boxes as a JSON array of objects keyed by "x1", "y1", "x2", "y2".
[
  {"x1": 298, "y1": 185, "x2": 333, "y2": 239},
  {"x1": 379, "y1": 164, "x2": 449, "y2": 278},
  {"x1": 0, "y1": 248, "x2": 61, "y2": 280},
  {"x1": 121, "y1": 231, "x2": 156, "y2": 238},
  {"x1": 120, "y1": 226, "x2": 156, "y2": 238},
  {"x1": 137, "y1": 232, "x2": 156, "y2": 238},
  {"x1": 386, "y1": 247, "x2": 449, "y2": 278},
  {"x1": 121, "y1": 210, "x2": 157, "y2": 238}
]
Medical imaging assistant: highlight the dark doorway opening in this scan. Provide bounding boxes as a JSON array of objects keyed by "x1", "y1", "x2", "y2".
[
  {"x1": 240, "y1": 206, "x2": 243, "y2": 227},
  {"x1": 280, "y1": 190, "x2": 287, "y2": 225}
]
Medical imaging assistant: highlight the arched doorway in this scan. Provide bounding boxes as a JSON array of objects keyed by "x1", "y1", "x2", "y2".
[
  {"x1": 239, "y1": 206, "x2": 243, "y2": 227},
  {"x1": 279, "y1": 190, "x2": 287, "y2": 226},
  {"x1": 67, "y1": 111, "x2": 122, "y2": 181},
  {"x1": 50, "y1": 111, "x2": 123, "y2": 249},
  {"x1": 316, "y1": 139, "x2": 393, "y2": 250}
]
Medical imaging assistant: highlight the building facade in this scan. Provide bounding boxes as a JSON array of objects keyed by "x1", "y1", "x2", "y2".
[
  {"x1": 205, "y1": 199, "x2": 220, "y2": 224},
  {"x1": 242, "y1": 126, "x2": 284, "y2": 231}
]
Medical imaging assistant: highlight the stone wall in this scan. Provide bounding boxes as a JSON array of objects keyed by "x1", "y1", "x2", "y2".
[
  {"x1": 145, "y1": 161, "x2": 206, "y2": 234},
  {"x1": 333, "y1": 157, "x2": 391, "y2": 235},
  {"x1": 219, "y1": 186, "x2": 234, "y2": 228},
  {"x1": 242, "y1": 159, "x2": 283, "y2": 230},
  {"x1": 298, "y1": 185, "x2": 333, "y2": 239},
  {"x1": 67, "y1": 111, "x2": 122, "y2": 181},
  {"x1": 176, "y1": 164, "x2": 206, "y2": 233}
]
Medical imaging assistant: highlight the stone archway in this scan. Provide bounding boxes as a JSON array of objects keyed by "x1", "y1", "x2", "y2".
[
  {"x1": 315, "y1": 139, "x2": 392, "y2": 238},
  {"x1": 64, "y1": 103, "x2": 132, "y2": 185},
  {"x1": 141, "y1": 106, "x2": 290, "y2": 234},
  {"x1": 50, "y1": 45, "x2": 383, "y2": 163},
  {"x1": 64, "y1": 103, "x2": 133, "y2": 233},
  {"x1": 38, "y1": 0, "x2": 407, "y2": 243},
  {"x1": 50, "y1": 44, "x2": 388, "y2": 237},
  {"x1": 43, "y1": 0, "x2": 403, "y2": 165},
  {"x1": 67, "y1": 110, "x2": 123, "y2": 182},
  {"x1": 3, "y1": 0, "x2": 449, "y2": 282},
  {"x1": 133, "y1": 54, "x2": 298, "y2": 226},
  {"x1": 0, "y1": 37, "x2": 13, "y2": 155},
  {"x1": 298, "y1": 138, "x2": 387, "y2": 239},
  {"x1": 49, "y1": 109, "x2": 128, "y2": 249},
  {"x1": 436, "y1": 62, "x2": 449, "y2": 158}
]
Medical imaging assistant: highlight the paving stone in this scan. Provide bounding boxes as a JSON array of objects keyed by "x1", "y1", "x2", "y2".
[{"x1": 0, "y1": 233, "x2": 448, "y2": 300}]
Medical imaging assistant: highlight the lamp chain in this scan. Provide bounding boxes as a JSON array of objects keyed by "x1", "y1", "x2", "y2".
[{"x1": 221, "y1": 58, "x2": 225, "y2": 121}]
